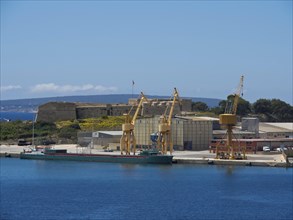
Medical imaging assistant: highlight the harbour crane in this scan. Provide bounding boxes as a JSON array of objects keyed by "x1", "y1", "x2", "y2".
[
  {"x1": 157, "y1": 88, "x2": 180, "y2": 155},
  {"x1": 217, "y1": 75, "x2": 245, "y2": 159},
  {"x1": 120, "y1": 92, "x2": 148, "y2": 155}
]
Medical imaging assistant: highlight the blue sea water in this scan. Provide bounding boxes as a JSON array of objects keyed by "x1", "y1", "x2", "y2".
[
  {"x1": 0, "y1": 158, "x2": 292, "y2": 220},
  {"x1": 0, "y1": 112, "x2": 36, "y2": 121}
]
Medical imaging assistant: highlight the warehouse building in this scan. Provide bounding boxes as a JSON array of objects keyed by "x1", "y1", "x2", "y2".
[
  {"x1": 210, "y1": 138, "x2": 293, "y2": 153},
  {"x1": 211, "y1": 119, "x2": 293, "y2": 153},
  {"x1": 259, "y1": 123, "x2": 293, "y2": 139},
  {"x1": 78, "y1": 116, "x2": 292, "y2": 152},
  {"x1": 92, "y1": 131, "x2": 122, "y2": 148},
  {"x1": 134, "y1": 116, "x2": 213, "y2": 151},
  {"x1": 77, "y1": 116, "x2": 213, "y2": 151},
  {"x1": 213, "y1": 118, "x2": 293, "y2": 140}
]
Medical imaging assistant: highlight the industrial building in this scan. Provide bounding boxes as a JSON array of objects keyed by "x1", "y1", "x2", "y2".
[
  {"x1": 77, "y1": 117, "x2": 292, "y2": 152},
  {"x1": 210, "y1": 138, "x2": 293, "y2": 153},
  {"x1": 77, "y1": 131, "x2": 122, "y2": 148},
  {"x1": 213, "y1": 118, "x2": 293, "y2": 139},
  {"x1": 92, "y1": 131, "x2": 122, "y2": 148},
  {"x1": 77, "y1": 116, "x2": 213, "y2": 151},
  {"x1": 258, "y1": 123, "x2": 293, "y2": 139},
  {"x1": 211, "y1": 119, "x2": 293, "y2": 153}
]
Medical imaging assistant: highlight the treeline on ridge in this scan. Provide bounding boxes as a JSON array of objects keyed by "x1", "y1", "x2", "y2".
[{"x1": 192, "y1": 97, "x2": 293, "y2": 122}]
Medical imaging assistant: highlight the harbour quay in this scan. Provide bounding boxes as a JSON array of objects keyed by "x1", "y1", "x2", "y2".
[{"x1": 0, "y1": 144, "x2": 290, "y2": 167}]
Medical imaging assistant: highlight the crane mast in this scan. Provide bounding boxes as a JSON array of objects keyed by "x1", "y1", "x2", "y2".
[
  {"x1": 232, "y1": 75, "x2": 244, "y2": 115},
  {"x1": 157, "y1": 88, "x2": 180, "y2": 155},
  {"x1": 120, "y1": 92, "x2": 148, "y2": 155},
  {"x1": 218, "y1": 75, "x2": 245, "y2": 160}
]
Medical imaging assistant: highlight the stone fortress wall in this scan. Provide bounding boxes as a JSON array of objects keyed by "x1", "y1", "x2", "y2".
[{"x1": 36, "y1": 98, "x2": 192, "y2": 122}]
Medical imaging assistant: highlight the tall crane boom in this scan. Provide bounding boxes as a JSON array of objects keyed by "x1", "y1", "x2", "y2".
[
  {"x1": 232, "y1": 75, "x2": 244, "y2": 115},
  {"x1": 120, "y1": 92, "x2": 148, "y2": 155},
  {"x1": 131, "y1": 92, "x2": 147, "y2": 125},
  {"x1": 157, "y1": 88, "x2": 180, "y2": 155},
  {"x1": 218, "y1": 75, "x2": 245, "y2": 160},
  {"x1": 168, "y1": 88, "x2": 179, "y2": 126}
]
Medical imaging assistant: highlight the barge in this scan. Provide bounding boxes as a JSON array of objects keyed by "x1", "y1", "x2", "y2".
[{"x1": 20, "y1": 149, "x2": 173, "y2": 164}]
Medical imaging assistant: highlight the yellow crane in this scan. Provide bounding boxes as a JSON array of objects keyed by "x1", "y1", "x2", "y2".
[
  {"x1": 217, "y1": 75, "x2": 245, "y2": 159},
  {"x1": 120, "y1": 92, "x2": 148, "y2": 155},
  {"x1": 157, "y1": 88, "x2": 180, "y2": 155}
]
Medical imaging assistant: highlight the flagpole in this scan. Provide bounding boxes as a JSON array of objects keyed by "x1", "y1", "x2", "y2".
[{"x1": 132, "y1": 80, "x2": 134, "y2": 98}]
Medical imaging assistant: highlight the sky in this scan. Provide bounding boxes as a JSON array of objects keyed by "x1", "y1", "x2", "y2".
[{"x1": 1, "y1": 1, "x2": 292, "y2": 105}]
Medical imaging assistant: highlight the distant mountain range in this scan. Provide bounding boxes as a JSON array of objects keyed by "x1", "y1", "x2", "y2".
[{"x1": 0, "y1": 94, "x2": 222, "y2": 112}]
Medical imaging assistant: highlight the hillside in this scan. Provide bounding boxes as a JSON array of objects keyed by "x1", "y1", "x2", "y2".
[{"x1": 1, "y1": 94, "x2": 221, "y2": 112}]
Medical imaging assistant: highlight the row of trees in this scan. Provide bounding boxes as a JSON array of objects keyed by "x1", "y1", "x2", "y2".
[
  {"x1": 0, "y1": 120, "x2": 80, "y2": 143},
  {"x1": 192, "y1": 97, "x2": 293, "y2": 122},
  {"x1": 0, "y1": 116, "x2": 125, "y2": 143}
]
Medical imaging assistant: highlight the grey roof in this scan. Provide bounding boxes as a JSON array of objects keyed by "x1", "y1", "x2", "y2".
[
  {"x1": 98, "y1": 131, "x2": 123, "y2": 136},
  {"x1": 263, "y1": 123, "x2": 293, "y2": 131},
  {"x1": 212, "y1": 138, "x2": 293, "y2": 142},
  {"x1": 176, "y1": 116, "x2": 219, "y2": 121},
  {"x1": 213, "y1": 130, "x2": 255, "y2": 135},
  {"x1": 259, "y1": 123, "x2": 293, "y2": 133}
]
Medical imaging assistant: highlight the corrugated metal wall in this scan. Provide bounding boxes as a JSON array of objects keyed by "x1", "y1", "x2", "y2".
[{"x1": 134, "y1": 117, "x2": 212, "y2": 151}]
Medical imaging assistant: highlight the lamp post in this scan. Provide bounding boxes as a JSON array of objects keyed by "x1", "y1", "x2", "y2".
[{"x1": 32, "y1": 114, "x2": 36, "y2": 149}]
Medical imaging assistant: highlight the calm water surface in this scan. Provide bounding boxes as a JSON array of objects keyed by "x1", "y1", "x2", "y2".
[
  {"x1": 0, "y1": 112, "x2": 36, "y2": 121},
  {"x1": 1, "y1": 158, "x2": 292, "y2": 220}
]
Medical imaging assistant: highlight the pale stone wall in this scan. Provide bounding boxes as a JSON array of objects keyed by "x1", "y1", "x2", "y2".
[
  {"x1": 141, "y1": 101, "x2": 183, "y2": 116},
  {"x1": 36, "y1": 102, "x2": 77, "y2": 122},
  {"x1": 76, "y1": 105, "x2": 135, "y2": 119},
  {"x1": 76, "y1": 106, "x2": 108, "y2": 119},
  {"x1": 110, "y1": 105, "x2": 135, "y2": 116},
  {"x1": 36, "y1": 98, "x2": 192, "y2": 123}
]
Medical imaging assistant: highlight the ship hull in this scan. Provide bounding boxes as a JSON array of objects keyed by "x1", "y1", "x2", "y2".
[{"x1": 20, "y1": 152, "x2": 173, "y2": 164}]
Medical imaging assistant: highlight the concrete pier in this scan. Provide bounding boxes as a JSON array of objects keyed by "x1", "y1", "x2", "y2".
[{"x1": 0, "y1": 144, "x2": 290, "y2": 167}]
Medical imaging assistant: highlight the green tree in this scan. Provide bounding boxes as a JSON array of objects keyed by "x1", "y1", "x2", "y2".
[
  {"x1": 271, "y1": 99, "x2": 293, "y2": 122},
  {"x1": 192, "y1": 102, "x2": 209, "y2": 112},
  {"x1": 58, "y1": 126, "x2": 78, "y2": 140},
  {"x1": 210, "y1": 100, "x2": 226, "y2": 115},
  {"x1": 253, "y1": 99, "x2": 272, "y2": 114},
  {"x1": 236, "y1": 97, "x2": 252, "y2": 116},
  {"x1": 253, "y1": 98, "x2": 293, "y2": 122}
]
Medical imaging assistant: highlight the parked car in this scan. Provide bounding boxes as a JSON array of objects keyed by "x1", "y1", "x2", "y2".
[
  {"x1": 41, "y1": 140, "x2": 56, "y2": 145},
  {"x1": 276, "y1": 147, "x2": 288, "y2": 152},
  {"x1": 104, "y1": 147, "x2": 113, "y2": 152},
  {"x1": 17, "y1": 139, "x2": 32, "y2": 146},
  {"x1": 263, "y1": 146, "x2": 270, "y2": 152}
]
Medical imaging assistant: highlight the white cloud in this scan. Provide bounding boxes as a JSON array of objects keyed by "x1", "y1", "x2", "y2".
[
  {"x1": 30, "y1": 83, "x2": 118, "y2": 93},
  {"x1": 0, "y1": 85, "x2": 22, "y2": 91}
]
